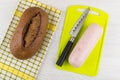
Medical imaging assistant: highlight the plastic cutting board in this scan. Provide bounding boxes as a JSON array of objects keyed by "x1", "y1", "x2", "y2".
[{"x1": 56, "y1": 5, "x2": 109, "y2": 76}]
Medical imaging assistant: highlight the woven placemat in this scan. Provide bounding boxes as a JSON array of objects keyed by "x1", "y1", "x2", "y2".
[{"x1": 0, "y1": 0, "x2": 61, "y2": 80}]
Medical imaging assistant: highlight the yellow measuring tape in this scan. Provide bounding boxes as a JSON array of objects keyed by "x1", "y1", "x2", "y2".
[{"x1": 0, "y1": 62, "x2": 35, "y2": 80}]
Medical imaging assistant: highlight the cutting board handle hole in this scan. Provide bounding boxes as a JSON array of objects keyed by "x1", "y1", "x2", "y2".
[{"x1": 77, "y1": 9, "x2": 100, "y2": 16}]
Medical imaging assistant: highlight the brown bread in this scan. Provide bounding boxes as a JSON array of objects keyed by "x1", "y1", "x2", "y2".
[{"x1": 10, "y1": 7, "x2": 48, "y2": 60}]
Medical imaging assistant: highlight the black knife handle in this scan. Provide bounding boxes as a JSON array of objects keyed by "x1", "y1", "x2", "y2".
[{"x1": 56, "y1": 40, "x2": 73, "y2": 66}]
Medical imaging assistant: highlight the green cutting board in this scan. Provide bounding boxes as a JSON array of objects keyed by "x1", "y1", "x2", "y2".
[{"x1": 56, "y1": 5, "x2": 109, "y2": 76}]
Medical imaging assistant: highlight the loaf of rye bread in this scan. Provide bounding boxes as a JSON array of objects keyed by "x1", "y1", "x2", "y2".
[{"x1": 10, "y1": 7, "x2": 48, "y2": 60}]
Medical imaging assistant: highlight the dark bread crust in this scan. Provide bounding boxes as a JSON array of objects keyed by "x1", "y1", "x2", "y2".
[{"x1": 10, "y1": 7, "x2": 48, "y2": 60}]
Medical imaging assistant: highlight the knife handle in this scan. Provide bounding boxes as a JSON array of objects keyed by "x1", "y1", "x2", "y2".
[{"x1": 56, "y1": 40, "x2": 73, "y2": 66}]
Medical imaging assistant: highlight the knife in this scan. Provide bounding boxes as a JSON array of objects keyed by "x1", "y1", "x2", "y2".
[{"x1": 56, "y1": 7, "x2": 90, "y2": 66}]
